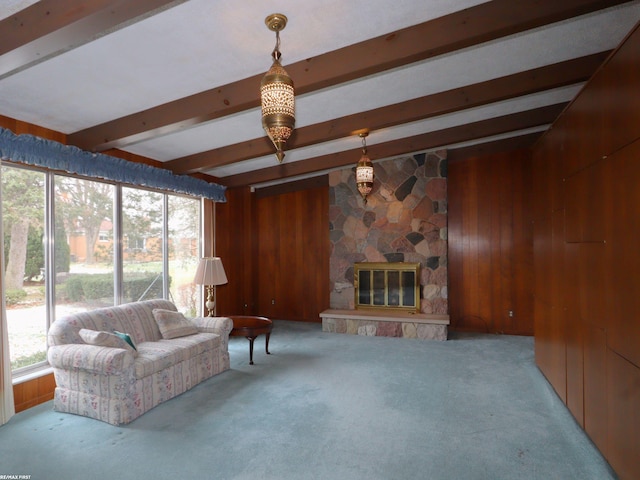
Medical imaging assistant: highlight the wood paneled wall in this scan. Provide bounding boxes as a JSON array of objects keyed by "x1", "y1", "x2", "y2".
[
  {"x1": 215, "y1": 180, "x2": 330, "y2": 322},
  {"x1": 448, "y1": 149, "x2": 534, "y2": 335},
  {"x1": 214, "y1": 187, "x2": 256, "y2": 316},
  {"x1": 12, "y1": 373, "x2": 55, "y2": 413},
  {"x1": 532, "y1": 23, "x2": 640, "y2": 480},
  {"x1": 255, "y1": 184, "x2": 329, "y2": 321},
  {"x1": 0, "y1": 114, "x2": 66, "y2": 143}
]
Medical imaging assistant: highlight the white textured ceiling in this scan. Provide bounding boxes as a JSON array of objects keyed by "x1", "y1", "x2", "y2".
[
  {"x1": 1, "y1": 0, "x2": 639, "y2": 188},
  {"x1": 0, "y1": 0, "x2": 38, "y2": 20}
]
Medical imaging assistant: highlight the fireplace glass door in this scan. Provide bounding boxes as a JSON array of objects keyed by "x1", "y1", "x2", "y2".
[{"x1": 354, "y1": 262, "x2": 420, "y2": 312}]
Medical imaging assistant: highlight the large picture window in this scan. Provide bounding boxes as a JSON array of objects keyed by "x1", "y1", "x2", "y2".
[
  {"x1": 168, "y1": 195, "x2": 200, "y2": 316},
  {"x1": 122, "y1": 187, "x2": 163, "y2": 303},
  {"x1": 55, "y1": 176, "x2": 116, "y2": 317},
  {"x1": 2, "y1": 165, "x2": 46, "y2": 372},
  {"x1": 1, "y1": 163, "x2": 203, "y2": 377}
]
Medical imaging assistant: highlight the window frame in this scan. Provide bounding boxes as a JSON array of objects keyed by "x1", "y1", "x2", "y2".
[{"x1": 2, "y1": 161, "x2": 204, "y2": 380}]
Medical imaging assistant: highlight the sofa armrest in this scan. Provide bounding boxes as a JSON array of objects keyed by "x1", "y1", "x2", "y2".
[
  {"x1": 47, "y1": 344, "x2": 135, "y2": 376},
  {"x1": 192, "y1": 316, "x2": 233, "y2": 336}
]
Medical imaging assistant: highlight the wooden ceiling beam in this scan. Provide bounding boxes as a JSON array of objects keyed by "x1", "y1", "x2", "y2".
[
  {"x1": 68, "y1": 0, "x2": 628, "y2": 152},
  {"x1": 167, "y1": 52, "x2": 608, "y2": 174},
  {"x1": 221, "y1": 103, "x2": 567, "y2": 188},
  {"x1": 0, "y1": 0, "x2": 184, "y2": 79}
]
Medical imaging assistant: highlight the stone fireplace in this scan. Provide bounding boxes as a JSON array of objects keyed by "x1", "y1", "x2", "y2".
[{"x1": 321, "y1": 150, "x2": 449, "y2": 340}]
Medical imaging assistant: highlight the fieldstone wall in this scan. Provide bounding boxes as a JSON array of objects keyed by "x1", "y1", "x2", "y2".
[{"x1": 328, "y1": 151, "x2": 448, "y2": 315}]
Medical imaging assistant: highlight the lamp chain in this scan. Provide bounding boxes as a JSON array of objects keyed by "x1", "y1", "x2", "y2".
[{"x1": 272, "y1": 31, "x2": 282, "y2": 61}]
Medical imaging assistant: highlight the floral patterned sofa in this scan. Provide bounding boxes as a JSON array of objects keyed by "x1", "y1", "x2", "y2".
[{"x1": 47, "y1": 299, "x2": 232, "y2": 425}]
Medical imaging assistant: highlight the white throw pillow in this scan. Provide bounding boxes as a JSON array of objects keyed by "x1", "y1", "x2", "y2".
[
  {"x1": 79, "y1": 328, "x2": 137, "y2": 356},
  {"x1": 152, "y1": 309, "x2": 198, "y2": 339}
]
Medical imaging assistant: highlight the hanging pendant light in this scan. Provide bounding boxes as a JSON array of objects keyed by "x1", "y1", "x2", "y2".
[
  {"x1": 261, "y1": 13, "x2": 295, "y2": 163},
  {"x1": 355, "y1": 132, "x2": 374, "y2": 204}
]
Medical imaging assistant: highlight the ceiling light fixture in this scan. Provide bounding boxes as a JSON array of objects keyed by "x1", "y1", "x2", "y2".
[
  {"x1": 261, "y1": 13, "x2": 295, "y2": 164},
  {"x1": 355, "y1": 132, "x2": 374, "y2": 204}
]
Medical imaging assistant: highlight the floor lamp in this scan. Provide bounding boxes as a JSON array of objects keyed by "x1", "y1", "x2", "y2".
[{"x1": 194, "y1": 257, "x2": 228, "y2": 316}]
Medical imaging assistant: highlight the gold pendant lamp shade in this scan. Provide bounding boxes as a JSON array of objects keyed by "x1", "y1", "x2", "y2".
[
  {"x1": 261, "y1": 14, "x2": 295, "y2": 163},
  {"x1": 355, "y1": 132, "x2": 374, "y2": 204}
]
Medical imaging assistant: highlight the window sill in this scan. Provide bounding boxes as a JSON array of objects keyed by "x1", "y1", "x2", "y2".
[{"x1": 12, "y1": 365, "x2": 53, "y2": 385}]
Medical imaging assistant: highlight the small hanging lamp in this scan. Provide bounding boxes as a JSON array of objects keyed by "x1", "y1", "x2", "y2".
[
  {"x1": 355, "y1": 132, "x2": 374, "y2": 204},
  {"x1": 260, "y1": 13, "x2": 295, "y2": 163}
]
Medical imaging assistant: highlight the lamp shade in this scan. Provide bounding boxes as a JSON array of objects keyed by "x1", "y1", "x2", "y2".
[
  {"x1": 355, "y1": 132, "x2": 374, "y2": 203},
  {"x1": 193, "y1": 257, "x2": 228, "y2": 286},
  {"x1": 261, "y1": 60, "x2": 295, "y2": 163},
  {"x1": 260, "y1": 13, "x2": 295, "y2": 163},
  {"x1": 356, "y1": 154, "x2": 374, "y2": 191}
]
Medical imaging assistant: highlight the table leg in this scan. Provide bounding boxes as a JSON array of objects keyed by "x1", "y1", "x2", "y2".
[
  {"x1": 246, "y1": 336, "x2": 256, "y2": 365},
  {"x1": 265, "y1": 332, "x2": 271, "y2": 355}
]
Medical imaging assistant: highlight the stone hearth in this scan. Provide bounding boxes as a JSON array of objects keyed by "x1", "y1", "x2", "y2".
[{"x1": 320, "y1": 309, "x2": 448, "y2": 341}]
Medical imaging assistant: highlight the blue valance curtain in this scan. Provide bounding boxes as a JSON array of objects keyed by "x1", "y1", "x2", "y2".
[{"x1": 0, "y1": 127, "x2": 226, "y2": 202}]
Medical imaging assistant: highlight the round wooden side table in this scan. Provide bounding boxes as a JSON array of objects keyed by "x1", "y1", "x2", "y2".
[{"x1": 228, "y1": 315, "x2": 272, "y2": 365}]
